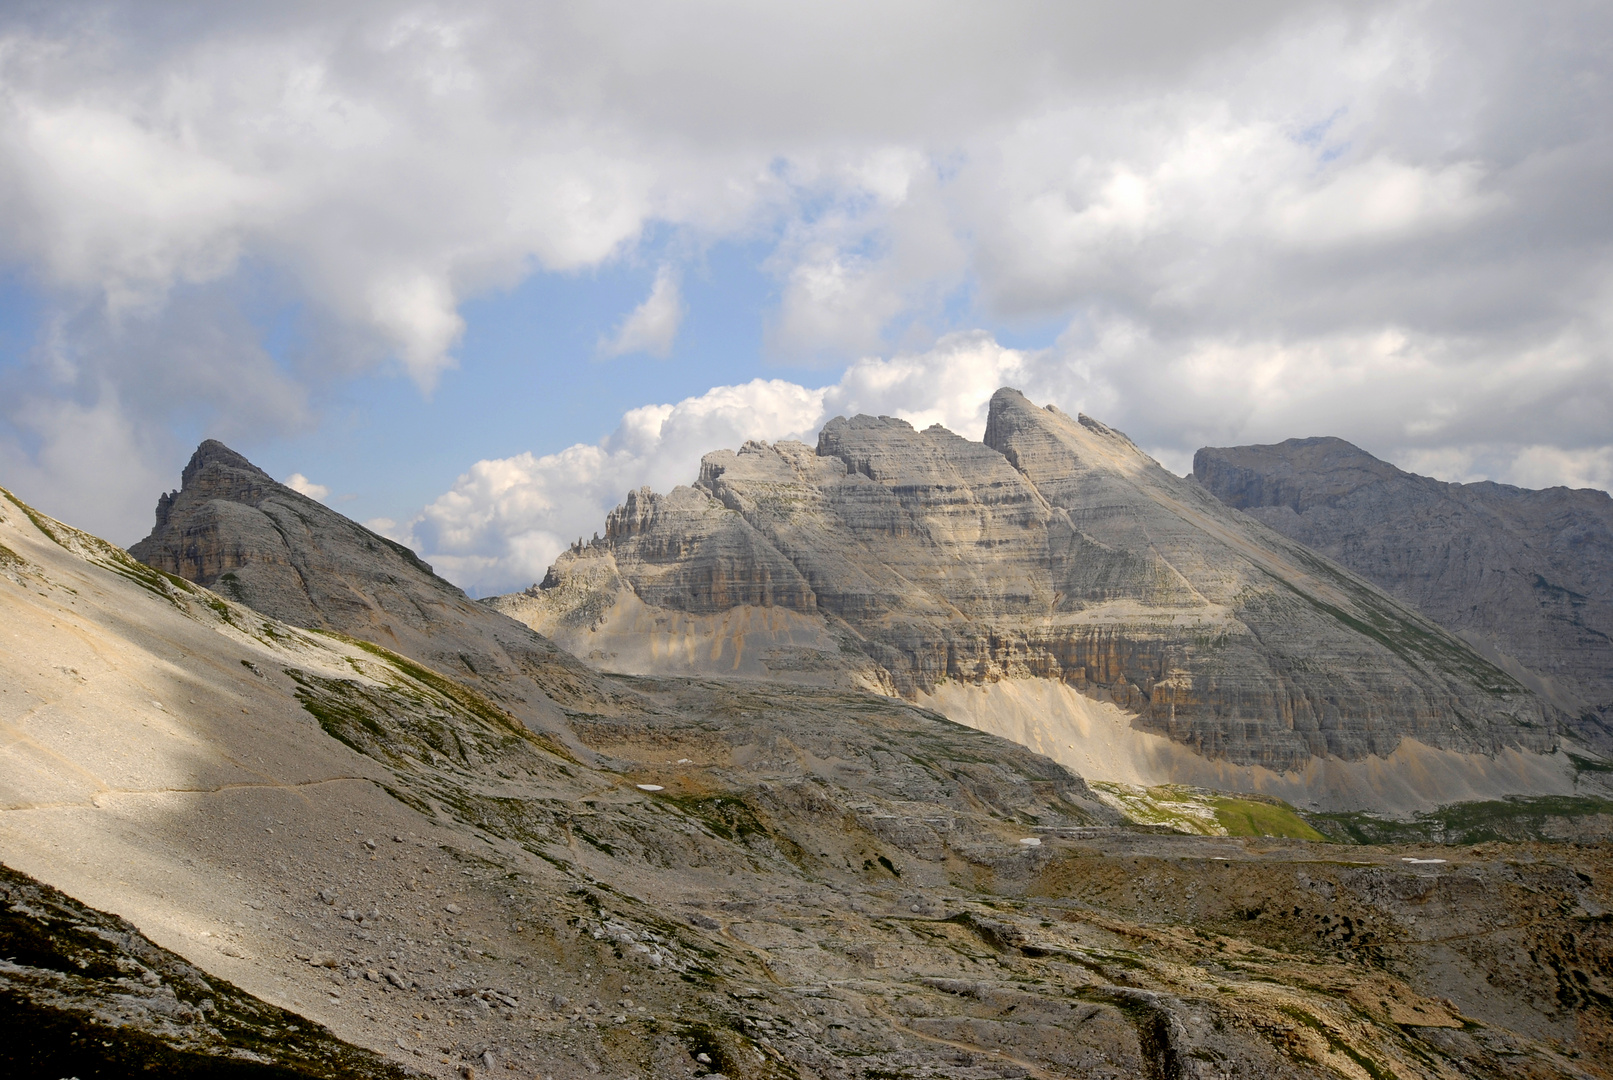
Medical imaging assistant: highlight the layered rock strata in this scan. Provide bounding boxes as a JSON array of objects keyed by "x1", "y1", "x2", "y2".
[
  {"x1": 501, "y1": 388, "x2": 1553, "y2": 773},
  {"x1": 130, "y1": 440, "x2": 609, "y2": 742},
  {"x1": 1194, "y1": 437, "x2": 1613, "y2": 750}
]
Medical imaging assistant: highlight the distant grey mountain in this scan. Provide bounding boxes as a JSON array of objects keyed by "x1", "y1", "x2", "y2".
[{"x1": 1194, "y1": 436, "x2": 1613, "y2": 751}]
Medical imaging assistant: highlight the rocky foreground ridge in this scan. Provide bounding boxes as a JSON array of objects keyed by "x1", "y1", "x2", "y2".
[
  {"x1": 1194, "y1": 436, "x2": 1613, "y2": 752},
  {"x1": 500, "y1": 388, "x2": 1553, "y2": 773},
  {"x1": 0, "y1": 862, "x2": 416, "y2": 1078},
  {"x1": 7, "y1": 477, "x2": 1612, "y2": 1077}
]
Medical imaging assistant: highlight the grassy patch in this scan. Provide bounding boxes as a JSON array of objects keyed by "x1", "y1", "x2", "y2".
[
  {"x1": 1277, "y1": 1004, "x2": 1393, "y2": 1080},
  {"x1": 1211, "y1": 796, "x2": 1326, "y2": 841},
  {"x1": 1306, "y1": 795, "x2": 1613, "y2": 845},
  {"x1": 1090, "y1": 782, "x2": 1322, "y2": 839},
  {"x1": 0, "y1": 541, "x2": 28, "y2": 573},
  {"x1": 205, "y1": 596, "x2": 234, "y2": 624},
  {"x1": 285, "y1": 666, "x2": 580, "y2": 856},
  {"x1": 658, "y1": 791, "x2": 769, "y2": 844},
  {"x1": 1567, "y1": 751, "x2": 1613, "y2": 779},
  {"x1": 288, "y1": 671, "x2": 389, "y2": 755},
  {"x1": 317, "y1": 630, "x2": 582, "y2": 765}
]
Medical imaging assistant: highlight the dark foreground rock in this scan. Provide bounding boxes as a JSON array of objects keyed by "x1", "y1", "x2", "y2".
[{"x1": 0, "y1": 862, "x2": 417, "y2": 1079}]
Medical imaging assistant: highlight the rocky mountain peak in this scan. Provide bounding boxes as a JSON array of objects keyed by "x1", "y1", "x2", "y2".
[
  {"x1": 150, "y1": 438, "x2": 279, "y2": 533},
  {"x1": 130, "y1": 441, "x2": 607, "y2": 733},
  {"x1": 501, "y1": 388, "x2": 1555, "y2": 776},
  {"x1": 983, "y1": 387, "x2": 1153, "y2": 482},
  {"x1": 1194, "y1": 436, "x2": 1417, "y2": 514},
  {"x1": 180, "y1": 437, "x2": 273, "y2": 489}
]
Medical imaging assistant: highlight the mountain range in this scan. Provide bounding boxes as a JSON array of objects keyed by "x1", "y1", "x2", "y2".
[
  {"x1": 0, "y1": 391, "x2": 1610, "y2": 1076},
  {"x1": 497, "y1": 389, "x2": 1583, "y2": 813}
]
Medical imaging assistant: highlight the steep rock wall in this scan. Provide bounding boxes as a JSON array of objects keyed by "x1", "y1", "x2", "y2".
[{"x1": 1195, "y1": 436, "x2": 1613, "y2": 751}]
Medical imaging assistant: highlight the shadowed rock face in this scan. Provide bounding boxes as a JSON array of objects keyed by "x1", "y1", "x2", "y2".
[
  {"x1": 1194, "y1": 436, "x2": 1613, "y2": 751},
  {"x1": 0, "y1": 863, "x2": 415, "y2": 1080},
  {"x1": 506, "y1": 389, "x2": 1554, "y2": 772},
  {"x1": 136, "y1": 441, "x2": 445, "y2": 633},
  {"x1": 130, "y1": 439, "x2": 607, "y2": 735}
]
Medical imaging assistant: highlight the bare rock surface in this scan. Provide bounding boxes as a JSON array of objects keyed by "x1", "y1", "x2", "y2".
[
  {"x1": 129, "y1": 440, "x2": 609, "y2": 747},
  {"x1": 1194, "y1": 436, "x2": 1613, "y2": 752},
  {"x1": 505, "y1": 389, "x2": 1553, "y2": 775},
  {"x1": 4, "y1": 484, "x2": 1611, "y2": 1077}
]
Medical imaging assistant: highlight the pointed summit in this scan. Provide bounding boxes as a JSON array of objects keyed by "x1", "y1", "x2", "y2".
[
  {"x1": 181, "y1": 438, "x2": 272, "y2": 488},
  {"x1": 146, "y1": 439, "x2": 277, "y2": 534},
  {"x1": 132, "y1": 441, "x2": 445, "y2": 629},
  {"x1": 130, "y1": 442, "x2": 599, "y2": 731}
]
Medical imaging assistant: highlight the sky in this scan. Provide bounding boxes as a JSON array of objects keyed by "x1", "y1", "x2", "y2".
[{"x1": 0, "y1": 1, "x2": 1610, "y2": 596}]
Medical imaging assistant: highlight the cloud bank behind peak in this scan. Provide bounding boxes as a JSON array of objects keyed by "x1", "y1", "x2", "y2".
[
  {"x1": 397, "y1": 325, "x2": 1612, "y2": 597},
  {"x1": 0, "y1": 0, "x2": 1608, "y2": 549}
]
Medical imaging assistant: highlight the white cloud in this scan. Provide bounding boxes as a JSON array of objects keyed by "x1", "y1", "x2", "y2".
[
  {"x1": 1501, "y1": 446, "x2": 1613, "y2": 493},
  {"x1": 402, "y1": 377, "x2": 831, "y2": 591},
  {"x1": 0, "y1": 0, "x2": 1611, "y2": 548},
  {"x1": 283, "y1": 473, "x2": 330, "y2": 500},
  {"x1": 826, "y1": 332, "x2": 1025, "y2": 439},
  {"x1": 1267, "y1": 157, "x2": 1500, "y2": 248},
  {"x1": 400, "y1": 333, "x2": 1029, "y2": 593},
  {"x1": 399, "y1": 316, "x2": 1611, "y2": 596},
  {"x1": 599, "y1": 264, "x2": 683, "y2": 358}
]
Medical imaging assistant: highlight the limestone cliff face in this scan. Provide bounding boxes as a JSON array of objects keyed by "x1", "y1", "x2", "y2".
[
  {"x1": 129, "y1": 440, "x2": 607, "y2": 729},
  {"x1": 500, "y1": 389, "x2": 1554, "y2": 771},
  {"x1": 1194, "y1": 435, "x2": 1613, "y2": 750}
]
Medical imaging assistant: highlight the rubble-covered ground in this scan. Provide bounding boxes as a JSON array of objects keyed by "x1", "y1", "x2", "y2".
[
  {"x1": 3, "y1": 486, "x2": 1611, "y2": 1079},
  {"x1": 0, "y1": 861, "x2": 418, "y2": 1078}
]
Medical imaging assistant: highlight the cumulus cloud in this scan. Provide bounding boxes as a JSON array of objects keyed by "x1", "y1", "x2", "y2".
[
  {"x1": 1503, "y1": 447, "x2": 1613, "y2": 492},
  {"x1": 599, "y1": 265, "x2": 683, "y2": 358},
  {"x1": 283, "y1": 473, "x2": 330, "y2": 500},
  {"x1": 0, "y1": 0, "x2": 1610, "y2": 547},
  {"x1": 403, "y1": 318, "x2": 1610, "y2": 595},
  {"x1": 398, "y1": 333, "x2": 1031, "y2": 593},
  {"x1": 399, "y1": 376, "x2": 833, "y2": 591}
]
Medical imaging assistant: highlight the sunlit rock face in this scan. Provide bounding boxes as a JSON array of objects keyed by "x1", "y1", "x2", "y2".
[
  {"x1": 1194, "y1": 435, "x2": 1613, "y2": 752},
  {"x1": 502, "y1": 388, "x2": 1554, "y2": 772}
]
